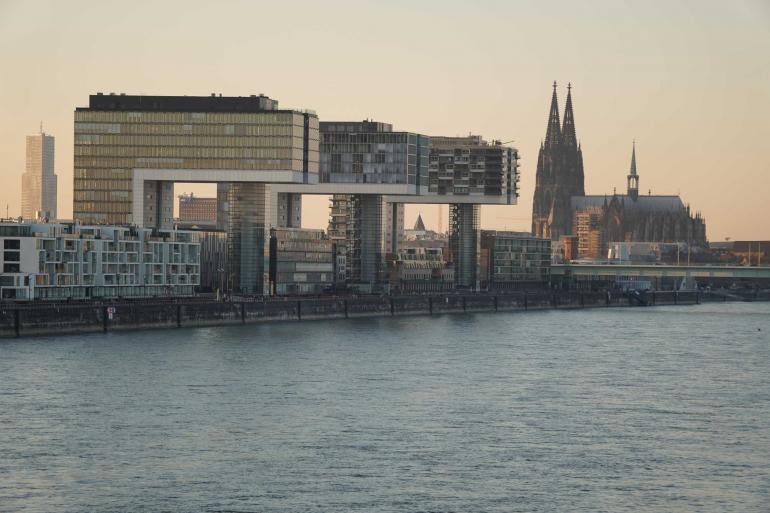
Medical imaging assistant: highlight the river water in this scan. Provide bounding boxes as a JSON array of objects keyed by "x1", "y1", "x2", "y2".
[{"x1": 1, "y1": 303, "x2": 769, "y2": 512}]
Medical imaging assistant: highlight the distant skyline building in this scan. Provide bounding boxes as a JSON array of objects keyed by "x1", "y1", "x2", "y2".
[
  {"x1": 21, "y1": 127, "x2": 57, "y2": 220},
  {"x1": 532, "y1": 82, "x2": 706, "y2": 254},
  {"x1": 532, "y1": 82, "x2": 585, "y2": 240},
  {"x1": 570, "y1": 143, "x2": 707, "y2": 256},
  {"x1": 178, "y1": 193, "x2": 217, "y2": 226}
]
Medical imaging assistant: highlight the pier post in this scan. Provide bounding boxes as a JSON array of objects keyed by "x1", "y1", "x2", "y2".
[
  {"x1": 14, "y1": 309, "x2": 20, "y2": 337},
  {"x1": 102, "y1": 306, "x2": 108, "y2": 332},
  {"x1": 176, "y1": 304, "x2": 182, "y2": 328},
  {"x1": 344, "y1": 299, "x2": 349, "y2": 319},
  {"x1": 390, "y1": 297, "x2": 395, "y2": 316},
  {"x1": 674, "y1": 291, "x2": 678, "y2": 305},
  {"x1": 428, "y1": 296, "x2": 433, "y2": 315},
  {"x1": 462, "y1": 296, "x2": 467, "y2": 312},
  {"x1": 494, "y1": 295, "x2": 498, "y2": 312},
  {"x1": 241, "y1": 302, "x2": 246, "y2": 324},
  {"x1": 297, "y1": 300, "x2": 302, "y2": 321},
  {"x1": 580, "y1": 293, "x2": 584, "y2": 308},
  {"x1": 524, "y1": 293, "x2": 528, "y2": 311}
]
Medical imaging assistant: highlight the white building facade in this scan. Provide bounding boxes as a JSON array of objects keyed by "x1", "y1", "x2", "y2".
[{"x1": 0, "y1": 222, "x2": 200, "y2": 301}]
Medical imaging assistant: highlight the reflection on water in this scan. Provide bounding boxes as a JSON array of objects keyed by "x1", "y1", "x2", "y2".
[{"x1": 1, "y1": 303, "x2": 769, "y2": 512}]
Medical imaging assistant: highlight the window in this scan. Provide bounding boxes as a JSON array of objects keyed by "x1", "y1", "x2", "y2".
[
  {"x1": 3, "y1": 263, "x2": 20, "y2": 273},
  {"x1": 4, "y1": 239, "x2": 20, "y2": 250}
]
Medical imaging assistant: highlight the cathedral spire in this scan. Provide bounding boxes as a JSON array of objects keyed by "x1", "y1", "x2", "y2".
[
  {"x1": 627, "y1": 140, "x2": 639, "y2": 200},
  {"x1": 544, "y1": 81, "x2": 561, "y2": 147},
  {"x1": 562, "y1": 83, "x2": 577, "y2": 147}
]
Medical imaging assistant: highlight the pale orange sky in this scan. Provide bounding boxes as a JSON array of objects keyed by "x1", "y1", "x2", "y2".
[{"x1": 1, "y1": 0, "x2": 768, "y2": 240}]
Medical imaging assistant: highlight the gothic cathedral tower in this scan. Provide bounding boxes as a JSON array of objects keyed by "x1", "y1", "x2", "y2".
[{"x1": 531, "y1": 82, "x2": 585, "y2": 240}]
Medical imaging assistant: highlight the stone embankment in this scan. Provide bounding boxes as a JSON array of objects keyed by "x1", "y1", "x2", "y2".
[{"x1": 0, "y1": 290, "x2": 764, "y2": 338}]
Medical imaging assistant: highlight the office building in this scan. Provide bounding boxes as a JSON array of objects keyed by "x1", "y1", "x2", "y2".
[
  {"x1": 269, "y1": 228, "x2": 333, "y2": 295},
  {"x1": 73, "y1": 93, "x2": 319, "y2": 294},
  {"x1": 321, "y1": 121, "x2": 426, "y2": 290},
  {"x1": 197, "y1": 229, "x2": 228, "y2": 293},
  {"x1": 21, "y1": 128, "x2": 58, "y2": 220},
  {"x1": 178, "y1": 193, "x2": 217, "y2": 226},
  {"x1": 430, "y1": 135, "x2": 520, "y2": 290},
  {"x1": 0, "y1": 222, "x2": 200, "y2": 301},
  {"x1": 429, "y1": 135, "x2": 519, "y2": 203},
  {"x1": 388, "y1": 247, "x2": 453, "y2": 293},
  {"x1": 480, "y1": 231, "x2": 551, "y2": 290}
]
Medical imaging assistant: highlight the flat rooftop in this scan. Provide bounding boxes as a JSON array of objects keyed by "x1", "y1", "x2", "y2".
[{"x1": 77, "y1": 93, "x2": 285, "y2": 113}]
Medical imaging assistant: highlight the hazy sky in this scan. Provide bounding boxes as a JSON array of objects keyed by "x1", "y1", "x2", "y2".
[{"x1": 1, "y1": 0, "x2": 768, "y2": 240}]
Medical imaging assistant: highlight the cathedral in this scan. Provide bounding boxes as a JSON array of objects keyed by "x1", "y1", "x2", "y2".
[
  {"x1": 531, "y1": 82, "x2": 584, "y2": 240},
  {"x1": 531, "y1": 83, "x2": 707, "y2": 257}
]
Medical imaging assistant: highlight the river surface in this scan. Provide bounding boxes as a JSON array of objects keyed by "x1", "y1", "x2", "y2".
[{"x1": 1, "y1": 302, "x2": 769, "y2": 512}]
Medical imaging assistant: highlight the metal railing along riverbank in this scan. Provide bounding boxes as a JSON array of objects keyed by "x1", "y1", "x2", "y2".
[{"x1": 0, "y1": 289, "x2": 765, "y2": 338}]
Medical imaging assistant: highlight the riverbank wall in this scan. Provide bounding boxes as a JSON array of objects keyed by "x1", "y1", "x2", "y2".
[{"x1": 1, "y1": 290, "x2": 766, "y2": 338}]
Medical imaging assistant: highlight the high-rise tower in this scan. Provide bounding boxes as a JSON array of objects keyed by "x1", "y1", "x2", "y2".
[
  {"x1": 531, "y1": 82, "x2": 585, "y2": 240},
  {"x1": 21, "y1": 126, "x2": 57, "y2": 220}
]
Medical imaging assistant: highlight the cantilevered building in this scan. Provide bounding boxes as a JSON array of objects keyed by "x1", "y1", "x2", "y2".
[
  {"x1": 21, "y1": 128, "x2": 57, "y2": 220},
  {"x1": 73, "y1": 93, "x2": 318, "y2": 294},
  {"x1": 323, "y1": 122, "x2": 520, "y2": 291},
  {"x1": 430, "y1": 135, "x2": 520, "y2": 288},
  {"x1": 321, "y1": 120, "x2": 426, "y2": 289}
]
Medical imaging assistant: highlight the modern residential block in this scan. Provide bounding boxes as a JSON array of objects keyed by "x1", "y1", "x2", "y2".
[
  {"x1": 269, "y1": 228, "x2": 334, "y2": 295},
  {"x1": 479, "y1": 231, "x2": 551, "y2": 290},
  {"x1": 0, "y1": 222, "x2": 200, "y2": 300}
]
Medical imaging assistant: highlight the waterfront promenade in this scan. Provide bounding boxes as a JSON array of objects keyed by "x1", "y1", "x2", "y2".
[{"x1": 2, "y1": 289, "x2": 765, "y2": 338}]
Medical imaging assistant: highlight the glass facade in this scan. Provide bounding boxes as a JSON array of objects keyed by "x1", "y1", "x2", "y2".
[
  {"x1": 480, "y1": 231, "x2": 551, "y2": 288},
  {"x1": 0, "y1": 222, "x2": 200, "y2": 300},
  {"x1": 449, "y1": 204, "x2": 480, "y2": 289},
  {"x1": 73, "y1": 97, "x2": 319, "y2": 226},
  {"x1": 269, "y1": 228, "x2": 334, "y2": 295},
  {"x1": 319, "y1": 122, "x2": 429, "y2": 187},
  {"x1": 22, "y1": 132, "x2": 57, "y2": 220},
  {"x1": 429, "y1": 136, "x2": 519, "y2": 202}
]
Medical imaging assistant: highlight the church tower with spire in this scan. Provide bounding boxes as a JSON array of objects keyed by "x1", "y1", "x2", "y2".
[
  {"x1": 531, "y1": 82, "x2": 586, "y2": 240},
  {"x1": 627, "y1": 141, "x2": 639, "y2": 200}
]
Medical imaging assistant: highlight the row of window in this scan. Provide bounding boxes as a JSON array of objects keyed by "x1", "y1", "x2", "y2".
[
  {"x1": 75, "y1": 134, "x2": 308, "y2": 147},
  {"x1": 34, "y1": 284, "x2": 197, "y2": 300},
  {"x1": 76, "y1": 111, "x2": 303, "y2": 124},
  {"x1": 74, "y1": 145, "x2": 302, "y2": 160},
  {"x1": 74, "y1": 179, "x2": 132, "y2": 190},
  {"x1": 74, "y1": 201, "x2": 132, "y2": 214},
  {"x1": 73, "y1": 156, "x2": 311, "y2": 171},
  {"x1": 75, "y1": 122, "x2": 314, "y2": 137},
  {"x1": 321, "y1": 133, "x2": 414, "y2": 144},
  {"x1": 74, "y1": 168, "x2": 132, "y2": 179},
  {"x1": 74, "y1": 190, "x2": 131, "y2": 201}
]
